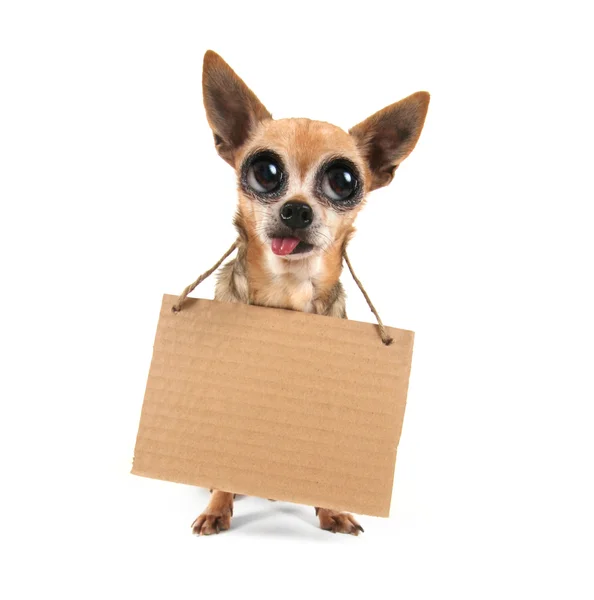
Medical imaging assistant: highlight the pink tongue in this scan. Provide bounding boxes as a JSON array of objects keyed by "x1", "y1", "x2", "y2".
[{"x1": 271, "y1": 237, "x2": 300, "y2": 256}]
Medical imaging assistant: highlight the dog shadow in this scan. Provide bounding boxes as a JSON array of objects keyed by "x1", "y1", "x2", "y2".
[{"x1": 231, "y1": 501, "x2": 338, "y2": 540}]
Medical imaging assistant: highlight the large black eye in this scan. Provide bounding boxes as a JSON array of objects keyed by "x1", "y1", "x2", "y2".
[
  {"x1": 247, "y1": 156, "x2": 283, "y2": 194},
  {"x1": 322, "y1": 164, "x2": 358, "y2": 201}
]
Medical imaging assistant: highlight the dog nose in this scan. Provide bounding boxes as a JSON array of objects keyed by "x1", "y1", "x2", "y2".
[{"x1": 280, "y1": 201, "x2": 313, "y2": 229}]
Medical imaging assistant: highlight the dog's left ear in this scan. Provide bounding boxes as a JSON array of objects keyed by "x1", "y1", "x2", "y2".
[
  {"x1": 202, "y1": 50, "x2": 272, "y2": 166},
  {"x1": 349, "y1": 92, "x2": 430, "y2": 191}
]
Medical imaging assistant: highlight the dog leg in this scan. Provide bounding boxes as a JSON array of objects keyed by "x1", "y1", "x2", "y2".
[
  {"x1": 315, "y1": 507, "x2": 364, "y2": 536},
  {"x1": 191, "y1": 490, "x2": 234, "y2": 535}
]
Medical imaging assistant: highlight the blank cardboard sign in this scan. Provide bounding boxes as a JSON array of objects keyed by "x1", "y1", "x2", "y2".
[{"x1": 132, "y1": 295, "x2": 414, "y2": 517}]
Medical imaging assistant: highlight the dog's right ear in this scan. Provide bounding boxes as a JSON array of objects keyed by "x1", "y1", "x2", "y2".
[{"x1": 202, "y1": 50, "x2": 272, "y2": 166}]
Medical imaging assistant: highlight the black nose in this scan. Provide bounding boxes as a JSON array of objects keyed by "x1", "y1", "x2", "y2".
[{"x1": 280, "y1": 201, "x2": 313, "y2": 229}]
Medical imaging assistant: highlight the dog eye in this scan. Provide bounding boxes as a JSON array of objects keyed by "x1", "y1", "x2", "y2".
[
  {"x1": 322, "y1": 165, "x2": 357, "y2": 201},
  {"x1": 247, "y1": 158, "x2": 283, "y2": 193}
]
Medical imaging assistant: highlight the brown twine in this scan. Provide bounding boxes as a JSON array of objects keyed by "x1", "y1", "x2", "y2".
[
  {"x1": 342, "y1": 251, "x2": 394, "y2": 346},
  {"x1": 171, "y1": 240, "x2": 239, "y2": 313},
  {"x1": 172, "y1": 240, "x2": 393, "y2": 346}
]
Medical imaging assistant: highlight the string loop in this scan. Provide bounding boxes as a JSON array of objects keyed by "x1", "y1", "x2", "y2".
[{"x1": 172, "y1": 240, "x2": 393, "y2": 345}]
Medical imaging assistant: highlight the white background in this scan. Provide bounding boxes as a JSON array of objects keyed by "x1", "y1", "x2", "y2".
[{"x1": 1, "y1": 1, "x2": 593, "y2": 598}]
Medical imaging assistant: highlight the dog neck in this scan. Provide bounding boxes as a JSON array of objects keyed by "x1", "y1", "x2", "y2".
[{"x1": 232, "y1": 215, "x2": 347, "y2": 315}]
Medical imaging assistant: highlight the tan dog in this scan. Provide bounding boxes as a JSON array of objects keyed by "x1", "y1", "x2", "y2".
[{"x1": 191, "y1": 50, "x2": 429, "y2": 535}]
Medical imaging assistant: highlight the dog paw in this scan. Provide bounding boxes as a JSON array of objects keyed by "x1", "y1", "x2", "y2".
[
  {"x1": 316, "y1": 508, "x2": 364, "y2": 536},
  {"x1": 191, "y1": 509, "x2": 232, "y2": 536}
]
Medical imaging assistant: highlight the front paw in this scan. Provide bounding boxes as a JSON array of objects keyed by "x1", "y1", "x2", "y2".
[
  {"x1": 316, "y1": 508, "x2": 364, "y2": 536},
  {"x1": 191, "y1": 509, "x2": 232, "y2": 536}
]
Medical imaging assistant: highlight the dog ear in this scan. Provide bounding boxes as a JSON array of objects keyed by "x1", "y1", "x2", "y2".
[
  {"x1": 202, "y1": 50, "x2": 272, "y2": 166},
  {"x1": 349, "y1": 92, "x2": 430, "y2": 191}
]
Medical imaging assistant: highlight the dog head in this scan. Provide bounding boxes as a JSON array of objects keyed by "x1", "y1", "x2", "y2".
[{"x1": 202, "y1": 50, "x2": 429, "y2": 260}]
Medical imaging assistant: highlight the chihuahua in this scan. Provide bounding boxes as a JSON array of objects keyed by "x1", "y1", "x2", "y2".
[{"x1": 191, "y1": 50, "x2": 429, "y2": 535}]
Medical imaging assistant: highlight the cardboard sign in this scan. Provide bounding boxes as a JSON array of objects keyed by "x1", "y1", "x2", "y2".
[{"x1": 132, "y1": 295, "x2": 414, "y2": 517}]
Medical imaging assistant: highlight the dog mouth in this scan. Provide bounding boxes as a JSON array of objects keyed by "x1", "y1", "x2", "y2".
[{"x1": 270, "y1": 237, "x2": 314, "y2": 256}]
